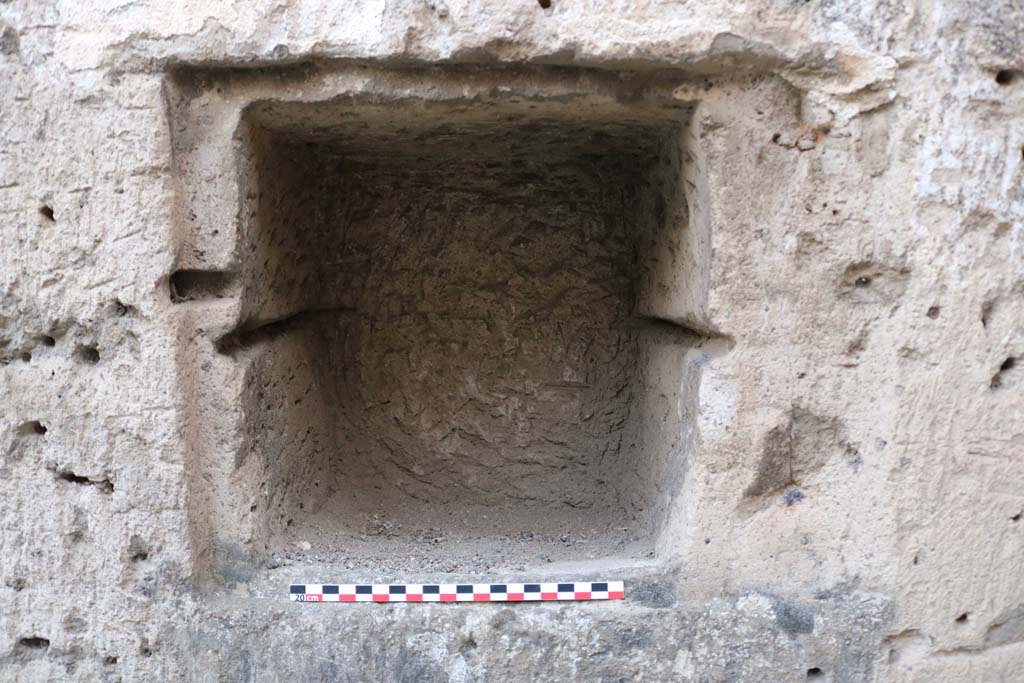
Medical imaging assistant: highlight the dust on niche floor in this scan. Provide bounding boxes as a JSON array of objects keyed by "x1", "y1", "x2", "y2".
[{"x1": 265, "y1": 496, "x2": 648, "y2": 576}]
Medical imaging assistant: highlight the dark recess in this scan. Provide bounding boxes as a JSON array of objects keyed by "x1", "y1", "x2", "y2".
[
  {"x1": 19, "y1": 420, "x2": 47, "y2": 435},
  {"x1": 75, "y1": 344, "x2": 100, "y2": 364},
  {"x1": 169, "y1": 269, "x2": 236, "y2": 303},
  {"x1": 990, "y1": 356, "x2": 1016, "y2": 389},
  {"x1": 18, "y1": 637, "x2": 50, "y2": 649},
  {"x1": 995, "y1": 69, "x2": 1017, "y2": 86},
  {"x1": 56, "y1": 469, "x2": 113, "y2": 494}
]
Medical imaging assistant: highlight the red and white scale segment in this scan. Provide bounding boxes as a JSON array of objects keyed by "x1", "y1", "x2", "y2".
[{"x1": 290, "y1": 581, "x2": 625, "y2": 603}]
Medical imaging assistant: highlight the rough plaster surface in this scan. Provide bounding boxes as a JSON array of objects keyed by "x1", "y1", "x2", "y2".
[{"x1": 0, "y1": 1, "x2": 1022, "y2": 681}]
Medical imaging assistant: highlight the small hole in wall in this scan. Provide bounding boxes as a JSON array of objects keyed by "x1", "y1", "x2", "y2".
[
  {"x1": 806, "y1": 667, "x2": 825, "y2": 679},
  {"x1": 20, "y1": 420, "x2": 47, "y2": 435},
  {"x1": 168, "y1": 269, "x2": 237, "y2": 303},
  {"x1": 18, "y1": 636, "x2": 50, "y2": 649},
  {"x1": 955, "y1": 612, "x2": 970, "y2": 624},
  {"x1": 38, "y1": 335, "x2": 56, "y2": 347},
  {"x1": 104, "y1": 656, "x2": 118, "y2": 666},
  {"x1": 537, "y1": 0, "x2": 552, "y2": 7},
  {"x1": 995, "y1": 70, "x2": 1016, "y2": 86},
  {"x1": 75, "y1": 344, "x2": 100, "y2": 364},
  {"x1": 38, "y1": 206, "x2": 55, "y2": 222},
  {"x1": 854, "y1": 276, "x2": 872, "y2": 287},
  {"x1": 111, "y1": 299, "x2": 132, "y2": 317},
  {"x1": 926, "y1": 306, "x2": 940, "y2": 319},
  {"x1": 1011, "y1": 512, "x2": 1021, "y2": 522},
  {"x1": 991, "y1": 356, "x2": 1016, "y2": 389},
  {"x1": 20, "y1": 351, "x2": 31, "y2": 362}
]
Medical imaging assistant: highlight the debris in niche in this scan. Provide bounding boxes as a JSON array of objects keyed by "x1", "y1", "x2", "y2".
[
  {"x1": 289, "y1": 580, "x2": 624, "y2": 603},
  {"x1": 266, "y1": 554, "x2": 291, "y2": 569}
]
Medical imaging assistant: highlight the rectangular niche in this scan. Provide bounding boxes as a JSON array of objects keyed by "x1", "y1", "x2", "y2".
[{"x1": 173, "y1": 66, "x2": 704, "y2": 578}]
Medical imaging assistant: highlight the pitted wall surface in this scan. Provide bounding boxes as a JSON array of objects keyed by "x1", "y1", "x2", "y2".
[{"x1": 1, "y1": 2, "x2": 1022, "y2": 682}]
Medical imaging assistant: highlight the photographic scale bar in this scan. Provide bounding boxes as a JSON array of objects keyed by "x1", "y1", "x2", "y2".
[{"x1": 289, "y1": 581, "x2": 625, "y2": 603}]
